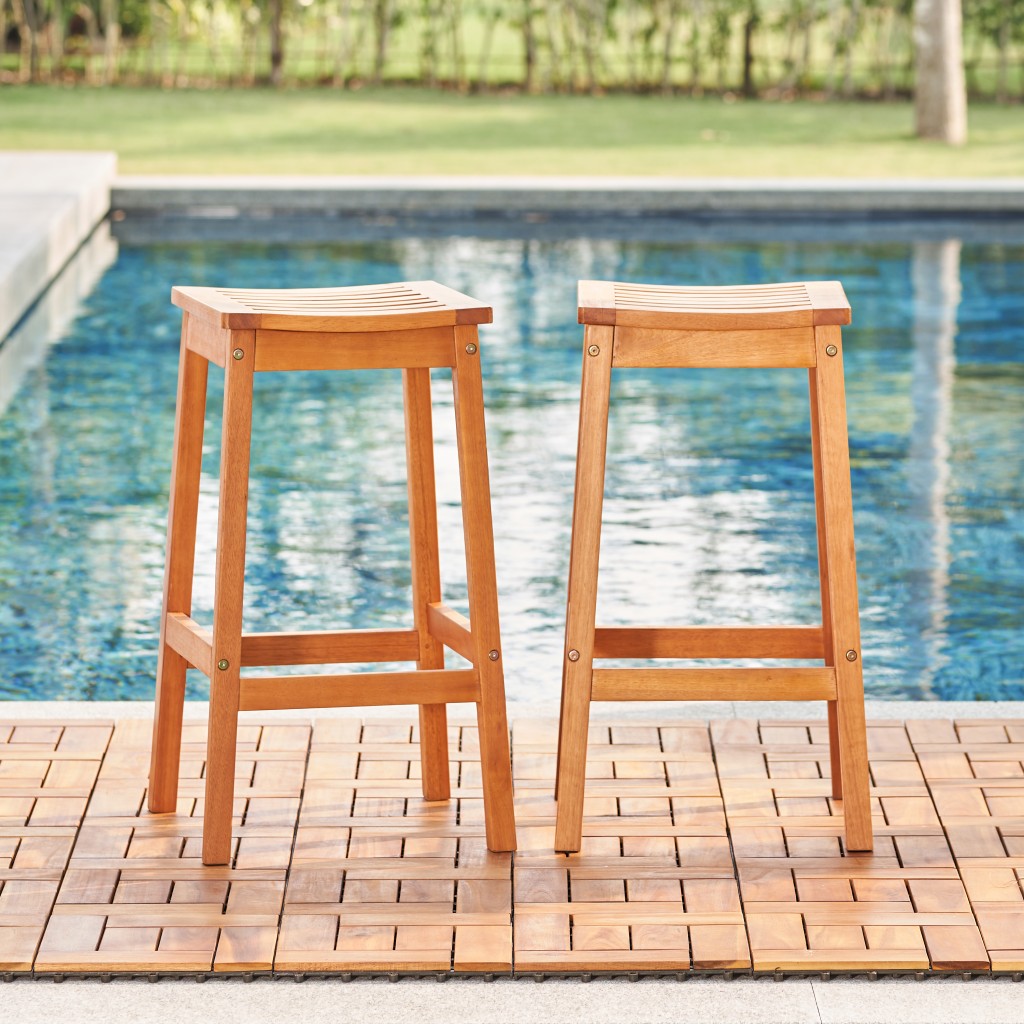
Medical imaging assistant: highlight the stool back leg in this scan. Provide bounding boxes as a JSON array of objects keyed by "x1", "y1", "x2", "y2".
[
  {"x1": 452, "y1": 326, "x2": 516, "y2": 852},
  {"x1": 150, "y1": 316, "x2": 209, "y2": 813},
  {"x1": 403, "y1": 366, "x2": 451, "y2": 801},
  {"x1": 202, "y1": 332, "x2": 256, "y2": 866},
  {"x1": 554, "y1": 326, "x2": 614, "y2": 853},
  {"x1": 811, "y1": 325, "x2": 873, "y2": 853},
  {"x1": 809, "y1": 368, "x2": 844, "y2": 802}
]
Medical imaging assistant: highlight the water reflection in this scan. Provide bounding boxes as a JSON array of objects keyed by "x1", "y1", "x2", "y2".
[
  {"x1": 0, "y1": 232, "x2": 1022, "y2": 702},
  {"x1": 908, "y1": 240, "x2": 961, "y2": 696}
]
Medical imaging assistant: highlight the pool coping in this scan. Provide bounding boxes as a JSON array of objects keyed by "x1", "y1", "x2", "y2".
[
  {"x1": 6, "y1": 157, "x2": 1024, "y2": 350},
  {"x1": 3, "y1": 699, "x2": 1023, "y2": 720},
  {"x1": 112, "y1": 175, "x2": 1024, "y2": 216},
  {"x1": 0, "y1": 152, "x2": 117, "y2": 343}
]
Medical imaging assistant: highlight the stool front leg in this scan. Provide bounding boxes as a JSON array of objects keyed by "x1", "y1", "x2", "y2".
[
  {"x1": 812, "y1": 326, "x2": 873, "y2": 853},
  {"x1": 403, "y1": 367, "x2": 451, "y2": 802},
  {"x1": 809, "y1": 368, "x2": 844, "y2": 802},
  {"x1": 150, "y1": 316, "x2": 209, "y2": 814},
  {"x1": 452, "y1": 327, "x2": 516, "y2": 853},
  {"x1": 554, "y1": 326, "x2": 614, "y2": 853},
  {"x1": 203, "y1": 332, "x2": 255, "y2": 866}
]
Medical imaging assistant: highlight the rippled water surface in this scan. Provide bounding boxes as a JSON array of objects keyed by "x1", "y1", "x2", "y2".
[{"x1": 1, "y1": 230, "x2": 1022, "y2": 702}]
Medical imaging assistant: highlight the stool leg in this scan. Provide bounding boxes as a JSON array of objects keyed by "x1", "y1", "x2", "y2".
[
  {"x1": 149, "y1": 315, "x2": 209, "y2": 814},
  {"x1": 554, "y1": 326, "x2": 614, "y2": 853},
  {"x1": 452, "y1": 327, "x2": 516, "y2": 852},
  {"x1": 812, "y1": 325, "x2": 873, "y2": 853},
  {"x1": 403, "y1": 367, "x2": 450, "y2": 802},
  {"x1": 202, "y1": 334, "x2": 255, "y2": 866},
  {"x1": 809, "y1": 369, "x2": 843, "y2": 802}
]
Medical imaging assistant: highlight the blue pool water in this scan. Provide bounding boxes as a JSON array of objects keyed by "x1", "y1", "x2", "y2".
[{"x1": 0, "y1": 230, "x2": 1022, "y2": 703}]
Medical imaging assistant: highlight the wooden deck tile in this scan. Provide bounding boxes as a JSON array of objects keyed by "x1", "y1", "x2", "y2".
[{"x1": 2, "y1": 715, "x2": 1023, "y2": 975}]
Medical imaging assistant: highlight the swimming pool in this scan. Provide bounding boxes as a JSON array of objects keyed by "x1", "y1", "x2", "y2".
[{"x1": 1, "y1": 227, "x2": 1022, "y2": 703}]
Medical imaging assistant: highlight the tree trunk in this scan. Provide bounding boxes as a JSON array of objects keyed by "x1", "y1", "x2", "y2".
[
  {"x1": 995, "y1": 14, "x2": 1009, "y2": 103},
  {"x1": 11, "y1": 0, "x2": 40, "y2": 82},
  {"x1": 913, "y1": 0, "x2": 967, "y2": 143},
  {"x1": 268, "y1": 0, "x2": 285, "y2": 86},
  {"x1": 741, "y1": 2, "x2": 758, "y2": 98},
  {"x1": 372, "y1": 0, "x2": 391, "y2": 83},
  {"x1": 100, "y1": 0, "x2": 119, "y2": 84},
  {"x1": 660, "y1": 0, "x2": 681, "y2": 94},
  {"x1": 521, "y1": 0, "x2": 536, "y2": 91},
  {"x1": 476, "y1": 7, "x2": 501, "y2": 91},
  {"x1": 688, "y1": 0, "x2": 702, "y2": 94},
  {"x1": 50, "y1": 0, "x2": 65, "y2": 80}
]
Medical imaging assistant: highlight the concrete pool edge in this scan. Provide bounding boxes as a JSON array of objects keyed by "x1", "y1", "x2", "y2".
[
  {"x1": 0, "y1": 152, "x2": 117, "y2": 343},
  {"x1": 3, "y1": 699, "x2": 1023, "y2": 720},
  {"x1": 111, "y1": 175, "x2": 1024, "y2": 216}
]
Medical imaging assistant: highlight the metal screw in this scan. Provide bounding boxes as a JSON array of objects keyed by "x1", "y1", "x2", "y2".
[
  {"x1": 488, "y1": 649, "x2": 500, "y2": 662},
  {"x1": 567, "y1": 649, "x2": 580, "y2": 662},
  {"x1": 217, "y1": 659, "x2": 230, "y2": 671},
  {"x1": 825, "y1": 344, "x2": 838, "y2": 357},
  {"x1": 465, "y1": 343, "x2": 478, "y2": 355},
  {"x1": 232, "y1": 348, "x2": 245, "y2": 360},
  {"x1": 845, "y1": 650, "x2": 858, "y2": 662},
  {"x1": 587, "y1": 344, "x2": 600, "y2": 357}
]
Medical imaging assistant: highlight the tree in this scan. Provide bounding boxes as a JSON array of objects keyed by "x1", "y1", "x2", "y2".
[{"x1": 913, "y1": 0, "x2": 967, "y2": 143}]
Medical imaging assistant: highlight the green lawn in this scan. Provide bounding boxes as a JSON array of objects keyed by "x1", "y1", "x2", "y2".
[{"x1": 1, "y1": 86, "x2": 1021, "y2": 176}]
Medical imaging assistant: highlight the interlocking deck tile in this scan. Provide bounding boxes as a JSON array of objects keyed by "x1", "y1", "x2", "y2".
[{"x1": 1, "y1": 715, "x2": 1023, "y2": 975}]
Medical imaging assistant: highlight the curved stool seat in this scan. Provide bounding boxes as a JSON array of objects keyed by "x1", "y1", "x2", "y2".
[
  {"x1": 555, "y1": 278, "x2": 874, "y2": 856},
  {"x1": 149, "y1": 280, "x2": 516, "y2": 864}
]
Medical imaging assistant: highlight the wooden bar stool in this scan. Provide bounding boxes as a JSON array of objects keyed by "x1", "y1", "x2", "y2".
[
  {"x1": 148, "y1": 281, "x2": 517, "y2": 864},
  {"x1": 554, "y1": 279, "x2": 873, "y2": 855}
]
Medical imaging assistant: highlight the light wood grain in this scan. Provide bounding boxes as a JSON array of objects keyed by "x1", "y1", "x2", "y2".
[
  {"x1": 591, "y1": 668, "x2": 837, "y2": 702},
  {"x1": 452, "y1": 326, "x2": 516, "y2": 852},
  {"x1": 253, "y1": 326, "x2": 456, "y2": 372},
  {"x1": 592, "y1": 626, "x2": 825, "y2": 660},
  {"x1": 239, "y1": 628, "x2": 419, "y2": 667},
  {"x1": 238, "y1": 670, "x2": 480, "y2": 712},
  {"x1": 403, "y1": 366, "x2": 450, "y2": 802},
  {"x1": 203, "y1": 333, "x2": 255, "y2": 865},
  {"x1": 164, "y1": 613, "x2": 213, "y2": 676},
  {"x1": 554, "y1": 325, "x2": 615, "y2": 853},
  {"x1": 612, "y1": 326, "x2": 816, "y2": 368},
  {"x1": 812, "y1": 326, "x2": 872, "y2": 852},
  {"x1": 149, "y1": 317, "x2": 209, "y2": 815}
]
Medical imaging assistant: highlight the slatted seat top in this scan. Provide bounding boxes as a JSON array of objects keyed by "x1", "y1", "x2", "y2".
[
  {"x1": 578, "y1": 280, "x2": 851, "y2": 330},
  {"x1": 172, "y1": 280, "x2": 492, "y2": 332}
]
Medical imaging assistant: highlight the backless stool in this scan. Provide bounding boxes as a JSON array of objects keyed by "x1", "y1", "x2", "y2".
[
  {"x1": 554, "y1": 280, "x2": 873, "y2": 854},
  {"x1": 149, "y1": 281, "x2": 516, "y2": 864}
]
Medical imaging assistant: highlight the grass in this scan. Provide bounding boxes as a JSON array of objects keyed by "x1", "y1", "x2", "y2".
[{"x1": 0, "y1": 85, "x2": 1021, "y2": 176}]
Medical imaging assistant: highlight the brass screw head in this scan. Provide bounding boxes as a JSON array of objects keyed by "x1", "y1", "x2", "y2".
[
  {"x1": 587, "y1": 344, "x2": 600, "y2": 357},
  {"x1": 845, "y1": 650, "x2": 858, "y2": 662},
  {"x1": 217, "y1": 659, "x2": 230, "y2": 671},
  {"x1": 465, "y1": 343, "x2": 478, "y2": 355},
  {"x1": 567, "y1": 649, "x2": 580, "y2": 662},
  {"x1": 488, "y1": 649, "x2": 500, "y2": 662},
  {"x1": 232, "y1": 348, "x2": 245, "y2": 360},
  {"x1": 825, "y1": 344, "x2": 839, "y2": 357}
]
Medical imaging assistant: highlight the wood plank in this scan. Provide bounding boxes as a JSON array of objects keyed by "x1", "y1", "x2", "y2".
[
  {"x1": 238, "y1": 670, "x2": 480, "y2": 711},
  {"x1": 592, "y1": 626, "x2": 825, "y2": 660},
  {"x1": 426, "y1": 603, "x2": 475, "y2": 662},
  {"x1": 612, "y1": 325, "x2": 816, "y2": 369},
  {"x1": 164, "y1": 613, "x2": 213, "y2": 676},
  {"x1": 148, "y1": 325, "x2": 210, "y2": 815},
  {"x1": 452, "y1": 326, "x2": 516, "y2": 854},
  {"x1": 240, "y1": 629, "x2": 419, "y2": 667},
  {"x1": 254, "y1": 326, "x2": 456, "y2": 371},
  {"x1": 592, "y1": 668, "x2": 836, "y2": 702}
]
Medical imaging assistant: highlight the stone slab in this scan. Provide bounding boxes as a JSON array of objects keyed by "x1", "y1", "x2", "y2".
[{"x1": 0, "y1": 151, "x2": 117, "y2": 342}]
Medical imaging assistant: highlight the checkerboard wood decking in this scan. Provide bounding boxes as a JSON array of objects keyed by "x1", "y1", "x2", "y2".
[{"x1": 1, "y1": 716, "x2": 1022, "y2": 977}]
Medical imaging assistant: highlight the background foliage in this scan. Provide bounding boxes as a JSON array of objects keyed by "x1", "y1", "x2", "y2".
[{"x1": 2, "y1": 0, "x2": 1022, "y2": 99}]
